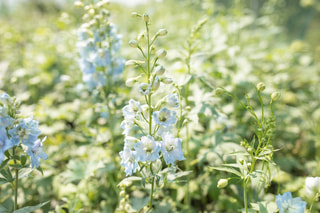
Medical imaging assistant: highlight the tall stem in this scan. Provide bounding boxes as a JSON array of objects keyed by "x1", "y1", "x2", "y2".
[
  {"x1": 12, "y1": 147, "x2": 19, "y2": 210},
  {"x1": 243, "y1": 182, "x2": 248, "y2": 213}
]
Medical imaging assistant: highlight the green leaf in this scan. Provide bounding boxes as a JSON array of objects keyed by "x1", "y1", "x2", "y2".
[
  {"x1": 0, "y1": 159, "x2": 10, "y2": 170},
  {"x1": 117, "y1": 176, "x2": 142, "y2": 187},
  {"x1": 8, "y1": 164, "x2": 23, "y2": 169},
  {"x1": 0, "y1": 167, "x2": 13, "y2": 182},
  {"x1": 13, "y1": 201, "x2": 49, "y2": 213},
  {"x1": 20, "y1": 155, "x2": 27, "y2": 166},
  {"x1": 210, "y1": 166, "x2": 242, "y2": 177},
  {"x1": 0, "y1": 177, "x2": 9, "y2": 184}
]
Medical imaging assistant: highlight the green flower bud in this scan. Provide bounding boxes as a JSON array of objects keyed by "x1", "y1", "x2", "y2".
[
  {"x1": 131, "y1": 12, "x2": 142, "y2": 18},
  {"x1": 217, "y1": 179, "x2": 228, "y2": 188},
  {"x1": 256, "y1": 82, "x2": 265, "y2": 91},
  {"x1": 156, "y1": 49, "x2": 167, "y2": 59},
  {"x1": 120, "y1": 190, "x2": 126, "y2": 197},
  {"x1": 162, "y1": 77, "x2": 173, "y2": 84},
  {"x1": 152, "y1": 76, "x2": 160, "y2": 91},
  {"x1": 215, "y1": 88, "x2": 224, "y2": 96},
  {"x1": 157, "y1": 29, "x2": 168, "y2": 36},
  {"x1": 155, "y1": 65, "x2": 165, "y2": 75},
  {"x1": 271, "y1": 92, "x2": 281, "y2": 101},
  {"x1": 88, "y1": 8, "x2": 95, "y2": 15},
  {"x1": 126, "y1": 78, "x2": 136, "y2": 87},
  {"x1": 84, "y1": 5, "x2": 91, "y2": 10},
  {"x1": 143, "y1": 13, "x2": 150, "y2": 22},
  {"x1": 137, "y1": 32, "x2": 145, "y2": 42},
  {"x1": 129, "y1": 40, "x2": 138, "y2": 48},
  {"x1": 125, "y1": 60, "x2": 145, "y2": 68}
]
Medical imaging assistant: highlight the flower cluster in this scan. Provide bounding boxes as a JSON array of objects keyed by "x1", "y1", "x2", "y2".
[
  {"x1": 119, "y1": 13, "x2": 185, "y2": 176},
  {"x1": 76, "y1": 0, "x2": 125, "y2": 90},
  {"x1": 276, "y1": 192, "x2": 307, "y2": 213},
  {"x1": 0, "y1": 92, "x2": 47, "y2": 168}
]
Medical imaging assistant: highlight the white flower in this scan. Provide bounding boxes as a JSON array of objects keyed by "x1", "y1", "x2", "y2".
[
  {"x1": 305, "y1": 177, "x2": 320, "y2": 196},
  {"x1": 160, "y1": 132, "x2": 185, "y2": 165}
]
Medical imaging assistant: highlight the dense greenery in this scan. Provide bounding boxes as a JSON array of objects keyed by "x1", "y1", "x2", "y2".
[{"x1": 0, "y1": 0, "x2": 320, "y2": 212}]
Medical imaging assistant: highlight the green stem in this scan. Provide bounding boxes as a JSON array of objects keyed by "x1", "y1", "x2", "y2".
[
  {"x1": 309, "y1": 192, "x2": 319, "y2": 213},
  {"x1": 243, "y1": 182, "x2": 248, "y2": 213},
  {"x1": 12, "y1": 147, "x2": 18, "y2": 210},
  {"x1": 149, "y1": 176, "x2": 155, "y2": 212}
]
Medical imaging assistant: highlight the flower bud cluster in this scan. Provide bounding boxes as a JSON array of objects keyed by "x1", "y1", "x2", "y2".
[
  {"x1": 0, "y1": 92, "x2": 47, "y2": 168},
  {"x1": 119, "y1": 14, "x2": 185, "y2": 176},
  {"x1": 76, "y1": 1, "x2": 125, "y2": 90}
]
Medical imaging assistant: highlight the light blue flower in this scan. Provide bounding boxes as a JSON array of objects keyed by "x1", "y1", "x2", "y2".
[
  {"x1": 76, "y1": 39, "x2": 96, "y2": 59},
  {"x1": 77, "y1": 28, "x2": 91, "y2": 41},
  {"x1": 0, "y1": 92, "x2": 10, "y2": 105},
  {"x1": 119, "y1": 147, "x2": 139, "y2": 176},
  {"x1": 139, "y1": 83, "x2": 151, "y2": 96},
  {"x1": 93, "y1": 49, "x2": 111, "y2": 67},
  {"x1": 26, "y1": 137, "x2": 48, "y2": 168},
  {"x1": 78, "y1": 59, "x2": 96, "y2": 74},
  {"x1": 0, "y1": 108, "x2": 14, "y2": 127},
  {"x1": 122, "y1": 99, "x2": 141, "y2": 120},
  {"x1": 166, "y1": 93, "x2": 179, "y2": 108},
  {"x1": 9, "y1": 116, "x2": 41, "y2": 146},
  {"x1": 124, "y1": 136, "x2": 138, "y2": 150},
  {"x1": 111, "y1": 57, "x2": 125, "y2": 77},
  {"x1": 160, "y1": 132, "x2": 185, "y2": 165},
  {"x1": 82, "y1": 72, "x2": 107, "y2": 90},
  {"x1": 153, "y1": 107, "x2": 177, "y2": 128},
  {"x1": 134, "y1": 135, "x2": 160, "y2": 162},
  {"x1": 0, "y1": 126, "x2": 14, "y2": 164},
  {"x1": 276, "y1": 192, "x2": 306, "y2": 213}
]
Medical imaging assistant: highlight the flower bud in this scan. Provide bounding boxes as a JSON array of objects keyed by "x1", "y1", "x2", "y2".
[
  {"x1": 143, "y1": 13, "x2": 150, "y2": 22},
  {"x1": 126, "y1": 78, "x2": 136, "y2": 87},
  {"x1": 162, "y1": 77, "x2": 173, "y2": 84},
  {"x1": 271, "y1": 92, "x2": 281, "y2": 101},
  {"x1": 152, "y1": 77, "x2": 160, "y2": 91},
  {"x1": 131, "y1": 12, "x2": 142, "y2": 18},
  {"x1": 256, "y1": 82, "x2": 265, "y2": 91},
  {"x1": 215, "y1": 88, "x2": 224, "y2": 96},
  {"x1": 155, "y1": 65, "x2": 165, "y2": 75},
  {"x1": 84, "y1": 5, "x2": 91, "y2": 10},
  {"x1": 120, "y1": 190, "x2": 126, "y2": 197},
  {"x1": 129, "y1": 40, "x2": 138, "y2": 48},
  {"x1": 74, "y1": 1, "x2": 83, "y2": 7},
  {"x1": 125, "y1": 60, "x2": 144, "y2": 68},
  {"x1": 156, "y1": 49, "x2": 167, "y2": 59},
  {"x1": 157, "y1": 29, "x2": 168, "y2": 36},
  {"x1": 217, "y1": 179, "x2": 228, "y2": 188},
  {"x1": 137, "y1": 32, "x2": 145, "y2": 42}
]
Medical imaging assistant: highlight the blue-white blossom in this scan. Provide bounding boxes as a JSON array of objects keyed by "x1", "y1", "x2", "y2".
[
  {"x1": 276, "y1": 192, "x2": 306, "y2": 213},
  {"x1": 0, "y1": 126, "x2": 14, "y2": 163},
  {"x1": 26, "y1": 137, "x2": 48, "y2": 168},
  {"x1": 305, "y1": 177, "x2": 320, "y2": 196},
  {"x1": 138, "y1": 83, "x2": 151, "y2": 95},
  {"x1": 119, "y1": 147, "x2": 139, "y2": 176},
  {"x1": 160, "y1": 132, "x2": 185, "y2": 165},
  {"x1": 166, "y1": 93, "x2": 179, "y2": 108},
  {"x1": 153, "y1": 107, "x2": 177, "y2": 128},
  {"x1": 134, "y1": 135, "x2": 160, "y2": 162}
]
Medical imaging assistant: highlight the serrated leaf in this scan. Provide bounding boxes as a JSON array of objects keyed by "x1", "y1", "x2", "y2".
[{"x1": 13, "y1": 201, "x2": 49, "y2": 213}]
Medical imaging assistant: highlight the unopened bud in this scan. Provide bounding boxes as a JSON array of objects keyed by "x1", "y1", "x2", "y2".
[
  {"x1": 156, "y1": 49, "x2": 167, "y2": 59},
  {"x1": 215, "y1": 88, "x2": 224, "y2": 96},
  {"x1": 137, "y1": 32, "x2": 145, "y2": 42},
  {"x1": 125, "y1": 60, "x2": 144, "y2": 68},
  {"x1": 152, "y1": 77, "x2": 160, "y2": 91},
  {"x1": 217, "y1": 179, "x2": 228, "y2": 188},
  {"x1": 143, "y1": 13, "x2": 150, "y2": 22},
  {"x1": 74, "y1": 1, "x2": 83, "y2": 7},
  {"x1": 155, "y1": 65, "x2": 165, "y2": 75},
  {"x1": 157, "y1": 29, "x2": 168, "y2": 36},
  {"x1": 120, "y1": 190, "x2": 126, "y2": 197},
  {"x1": 129, "y1": 40, "x2": 138, "y2": 48},
  {"x1": 131, "y1": 12, "x2": 142, "y2": 18},
  {"x1": 84, "y1": 5, "x2": 91, "y2": 10},
  {"x1": 126, "y1": 78, "x2": 136, "y2": 87},
  {"x1": 256, "y1": 82, "x2": 265, "y2": 91},
  {"x1": 271, "y1": 92, "x2": 281, "y2": 101},
  {"x1": 162, "y1": 77, "x2": 173, "y2": 84}
]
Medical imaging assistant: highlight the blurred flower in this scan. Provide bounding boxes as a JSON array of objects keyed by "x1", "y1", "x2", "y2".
[
  {"x1": 305, "y1": 177, "x2": 320, "y2": 196},
  {"x1": 26, "y1": 137, "x2": 48, "y2": 168},
  {"x1": 166, "y1": 93, "x2": 179, "y2": 108},
  {"x1": 276, "y1": 192, "x2": 306, "y2": 213},
  {"x1": 138, "y1": 83, "x2": 151, "y2": 95},
  {"x1": 0, "y1": 126, "x2": 14, "y2": 163}
]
